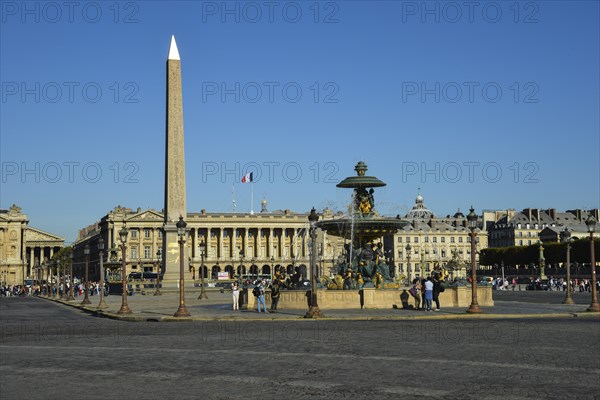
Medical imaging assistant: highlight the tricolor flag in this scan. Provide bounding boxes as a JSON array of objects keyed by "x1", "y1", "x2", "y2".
[{"x1": 241, "y1": 172, "x2": 253, "y2": 183}]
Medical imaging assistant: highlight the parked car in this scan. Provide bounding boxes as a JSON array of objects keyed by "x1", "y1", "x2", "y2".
[{"x1": 526, "y1": 280, "x2": 550, "y2": 291}]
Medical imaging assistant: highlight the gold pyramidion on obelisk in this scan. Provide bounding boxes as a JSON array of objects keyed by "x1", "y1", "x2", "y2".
[{"x1": 162, "y1": 35, "x2": 189, "y2": 285}]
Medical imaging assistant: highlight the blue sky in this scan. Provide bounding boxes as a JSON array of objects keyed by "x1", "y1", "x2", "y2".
[{"x1": 1, "y1": 0, "x2": 599, "y2": 243}]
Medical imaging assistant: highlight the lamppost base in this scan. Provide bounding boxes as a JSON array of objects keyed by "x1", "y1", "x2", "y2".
[
  {"x1": 586, "y1": 303, "x2": 600, "y2": 312},
  {"x1": 304, "y1": 306, "x2": 325, "y2": 319},
  {"x1": 198, "y1": 289, "x2": 208, "y2": 300},
  {"x1": 81, "y1": 297, "x2": 91, "y2": 305},
  {"x1": 174, "y1": 305, "x2": 191, "y2": 318},
  {"x1": 562, "y1": 296, "x2": 575, "y2": 305},
  {"x1": 97, "y1": 300, "x2": 109, "y2": 309},
  {"x1": 117, "y1": 304, "x2": 132, "y2": 314},
  {"x1": 466, "y1": 304, "x2": 483, "y2": 314}
]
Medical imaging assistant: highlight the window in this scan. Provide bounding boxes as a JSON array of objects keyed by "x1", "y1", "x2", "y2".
[
  {"x1": 398, "y1": 237, "x2": 402, "y2": 243},
  {"x1": 144, "y1": 246, "x2": 151, "y2": 259},
  {"x1": 519, "y1": 240, "x2": 523, "y2": 245},
  {"x1": 441, "y1": 237, "x2": 445, "y2": 243},
  {"x1": 458, "y1": 237, "x2": 463, "y2": 243},
  {"x1": 433, "y1": 237, "x2": 437, "y2": 243},
  {"x1": 441, "y1": 250, "x2": 446, "y2": 258},
  {"x1": 425, "y1": 237, "x2": 429, "y2": 243},
  {"x1": 158, "y1": 230, "x2": 163, "y2": 239},
  {"x1": 144, "y1": 229, "x2": 151, "y2": 239},
  {"x1": 414, "y1": 237, "x2": 419, "y2": 243},
  {"x1": 131, "y1": 230, "x2": 138, "y2": 239},
  {"x1": 426, "y1": 263, "x2": 430, "y2": 272},
  {"x1": 406, "y1": 237, "x2": 410, "y2": 243},
  {"x1": 131, "y1": 247, "x2": 138, "y2": 259},
  {"x1": 528, "y1": 240, "x2": 531, "y2": 245},
  {"x1": 450, "y1": 237, "x2": 455, "y2": 243}
]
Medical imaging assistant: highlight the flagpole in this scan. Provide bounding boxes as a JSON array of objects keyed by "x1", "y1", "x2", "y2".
[
  {"x1": 251, "y1": 181, "x2": 254, "y2": 215},
  {"x1": 232, "y1": 182, "x2": 236, "y2": 212}
]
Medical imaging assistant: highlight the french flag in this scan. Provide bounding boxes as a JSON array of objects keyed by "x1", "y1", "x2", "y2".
[{"x1": 241, "y1": 172, "x2": 253, "y2": 183}]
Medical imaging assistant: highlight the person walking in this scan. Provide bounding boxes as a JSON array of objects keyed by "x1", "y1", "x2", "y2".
[{"x1": 232, "y1": 281, "x2": 240, "y2": 311}]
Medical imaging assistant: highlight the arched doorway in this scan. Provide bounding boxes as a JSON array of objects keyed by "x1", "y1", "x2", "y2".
[
  {"x1": 286, "y1": 264, "x2": 294, "y2": 275},
  {"x1": 249, "y1": 264, "x2": 259, "y2": 278},
  {"x1": 261, "y1": 265, "x2": 271, "y2": 276},
  {"x1": 211, "y1": 265, "x2": 220, "y2": 280},
  {"x1": 225, "y1": 265, "x2": 234, "y2": 278},
  {"x1": 199, "y1": 265, "x2": 208, "y2": 279},
  {"x1": 237, "y1": 265, "x2": 246, "y2": 276},
  {"x1": 298, "y1": 264, "x2": 307, "y2": 280}
]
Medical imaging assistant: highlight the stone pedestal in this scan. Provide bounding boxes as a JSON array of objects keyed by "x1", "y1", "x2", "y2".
[{"x1": 269, "y1": 286, "x2": 494, "y2": 310}]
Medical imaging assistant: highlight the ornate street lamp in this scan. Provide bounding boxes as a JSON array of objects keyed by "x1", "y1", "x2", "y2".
[
  {"x1": 466, "y1": 206, "x2": 482, "y2": 314},
  {"x1": 198, "y1": 239, "x2": 208, "y2": 300},
  {"x1": 97, "y1": 237, "x2": 108, "y2": 309},
  {"x1": 174, "y1": 216, "x2": 191, "y2": 317},
  {"x1": 154, "y1": 249, "x2": 162, "y2": 296},
  {"x1": 305, "y1": 207, "x2": 324, "y2": 318},
  {"x1": 117, "y1": 222, "x2": 132, "y2": 314},
  {"x1": 270, "y1": 255, "x2": 275, "y2": 280},
  {"x1": 585, "y1": 215, "x2": 599, "y2": 312},
  {"x1": 406, "y1": 243, "x2": 412, "y2": 284},
  {"x1": 67, "y1": 250, "x2": 74, "y2": 301},
  {"x1": 81, "y1": 243, "x2": 91, "y2": 305},
  {"x1": 560, "y1": 228, "x2": 574, "y2": 305}
]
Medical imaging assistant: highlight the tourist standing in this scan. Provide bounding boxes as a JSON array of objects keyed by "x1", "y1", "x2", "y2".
[
  {"x1": 232, "y1": 281, "x2": 240, "y2": 311},
  {"x1": 409, "y1": 278, "x2": 421, "y2": 310},
  {"x1": 270, "y1": 280, "x2": 280, "y2": 313},
  {"x1": 424, "y1": 277, "x2": 434, "y2": 311},
  {"x1": 432, "y1": 275, "x2": 442, "y2": 311},
  {"x1": 256, "y1": 281, "x2": 268, "y2": 313}
]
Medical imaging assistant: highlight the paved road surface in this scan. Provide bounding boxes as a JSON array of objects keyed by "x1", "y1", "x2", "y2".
[{"x1": 1, "y1": 297, "x2": 599, "y2": 400}]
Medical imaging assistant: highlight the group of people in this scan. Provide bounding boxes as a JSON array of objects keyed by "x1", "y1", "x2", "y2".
[
  {"x1": 408, "y1": 275, "x2": 444, "y2": 311},
  {"x1": 547, "y1": 277, "x2": 595, "y2": 292},
  {"x1": 0, "y1": 279, "x2": 106, "y2": 298},
  {"x1": 231, "y1": 279, "x2": 282, "y2": 313}
]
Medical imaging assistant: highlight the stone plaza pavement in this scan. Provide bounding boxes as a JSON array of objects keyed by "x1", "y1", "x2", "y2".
[{"x1": 40, "y1": 288, "x2": 600, "y2": 322}]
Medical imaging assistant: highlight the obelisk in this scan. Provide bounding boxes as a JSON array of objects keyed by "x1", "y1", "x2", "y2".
[{"x1": 162, "y1": 35, "x2": 189, "y2": 285}]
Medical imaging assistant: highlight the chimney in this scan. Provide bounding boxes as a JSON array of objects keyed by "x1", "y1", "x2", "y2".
[
  {"x1": 548, "y1": 208, "x2": 556, "y2": 221},
  {"x1": 532, "y1": 208, "x2": 539, "y2": 221}
]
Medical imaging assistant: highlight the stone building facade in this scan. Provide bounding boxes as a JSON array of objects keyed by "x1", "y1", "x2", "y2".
[
  {"x1": 488, "y1": 208, "x2": 600, "y2": 247},
  {"x1": 0, "y1": 205, "x2": 64, "y2": 285},
  {"x1": 73, "y1": 204, "x2": 346, "y2": 282},
  {"x1": 384, "y1": 193, "x2": 489, "y2": 281}
]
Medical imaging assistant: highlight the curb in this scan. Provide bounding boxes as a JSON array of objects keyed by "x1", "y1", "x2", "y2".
[{"x1": 38, "y1": 296, "x2": 600, "y2": 323}]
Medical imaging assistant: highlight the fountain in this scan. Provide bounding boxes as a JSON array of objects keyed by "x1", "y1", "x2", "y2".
[
  {"x1": 317, "y1": 161, "x2": 408, "y2": 289},
  {"x1": 244, "y1": 161, "x2": 494, "y2": 309}
]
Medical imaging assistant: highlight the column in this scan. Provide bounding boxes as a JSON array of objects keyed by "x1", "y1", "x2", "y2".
[
  {"x1": 232, "y1": 227, "x2": 237, "y2": 256},
  {"x1": 256, "y1": 228, "x2": 262, "y2": 259},
  {"x1": 29, "y1": 247, "x2": 34, "y2": 278},
  {"x1": 219, "y1": 228, "x2": 224, "y2": 261},
  {"x1": 243, "y1": 228, "x2": 249, "y2": 258},
  {"x1": 269, "y1": 228, "x2": 274, "y2": 258}
]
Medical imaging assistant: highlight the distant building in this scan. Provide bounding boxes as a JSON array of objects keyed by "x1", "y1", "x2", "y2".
[
  {"x1": 0, "y1": 204, "x2": 64, "y2": 285},
  {"x1": 488, "y1": 208, "x2": 600, "y2": 247},
  {"x1": 384, "y1": 192, "x2": 489, "y2": 280}
]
